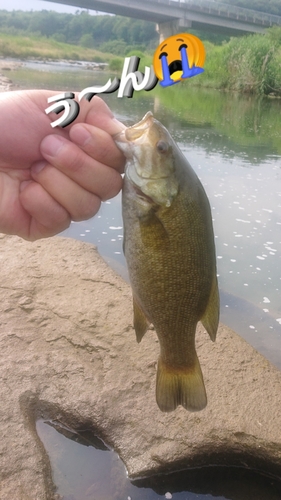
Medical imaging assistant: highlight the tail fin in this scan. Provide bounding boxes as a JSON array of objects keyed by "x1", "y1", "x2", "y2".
[{"x1": 156, "y1": 356, "x2": 207, "y2": 412}]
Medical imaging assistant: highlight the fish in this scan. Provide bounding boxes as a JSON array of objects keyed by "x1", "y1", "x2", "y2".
[{"x1": 115, "y1": 112, "x2": 219, "y2": 412}]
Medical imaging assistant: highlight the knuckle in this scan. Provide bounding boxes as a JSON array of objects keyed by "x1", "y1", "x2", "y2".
[
  {"x1": 100, "y1": 173, "x2": 123, "y2": 201},
  {"x1": 65, "y1": 150, "x2": 82, "y2": 173},
  {"x1": 71, "y1": 194, "x2": 101, "y2": 221}
]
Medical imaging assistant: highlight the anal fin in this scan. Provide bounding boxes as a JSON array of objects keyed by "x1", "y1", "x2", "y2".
[{"x1": 133, "y1": 297, "x2": 150, "y2": 343}]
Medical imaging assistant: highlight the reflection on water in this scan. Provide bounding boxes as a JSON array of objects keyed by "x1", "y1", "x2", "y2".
[
  {"x1": 36, "y1": 419, "x2": 281, "y2": 500},
  {"x1": 4, "y1": 58, "x2": 110, "y2": 92}
]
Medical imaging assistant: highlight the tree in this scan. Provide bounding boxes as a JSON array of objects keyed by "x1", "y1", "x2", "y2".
[
  {"x1": 217, "y1": 0, "x2": 281, "y2": 16},
  {"x1": 80, "y1": 33, "x2": 95, "y2": 48}
]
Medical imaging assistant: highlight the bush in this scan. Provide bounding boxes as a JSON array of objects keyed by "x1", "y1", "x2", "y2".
[
  {"x1": 203, "y1": 44, "x2": 228, "y2": 88},
  {"x1": 80, "y1": 33, "x2": 95, "y2": 48},
  {"x1": 68, "y1": 52, "x2": 80, "y2": 60},
  {"x1": 267, "y1": 26, "x2": 281, "y2": 45},
  {"x1": 109, "y1": 57, "x2": 123, "y2": 72},
  {"x1": 92, "y1": 55, "x2": 104, "y2": 63},
  {"x1": 124, "y1": 45, "x2": 146, "y2": 55},
  {"x1": 222, "y1": 33, "x2": 280, "y2": 94},
  {"x1": 52, "y1": 33, "x2": 66, "y2": 43},
  {"x1": 125, "y1": 49, "x2": 145, "y2": 59},
  {"x1": 99, "y1": 39, "x2": 127, "y2": 56}
]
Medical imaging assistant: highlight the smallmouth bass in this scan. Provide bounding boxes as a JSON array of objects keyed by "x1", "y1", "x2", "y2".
[{"x1": 115, "y1": 112, "x2": 219, "y2": 412}]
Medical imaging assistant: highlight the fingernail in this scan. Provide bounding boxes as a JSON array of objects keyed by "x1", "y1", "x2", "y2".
[
  {"x1": 31, "y1": 161, "x2": 47, "y2": 175},
  {"x1": 71, "y1": 125, "x2": 92, "y2": 146},
  {"x1": 41, "y1": 135, "x2": 64, "y2": 158},
  {"x1": 112, "y1": 118, "x2": 127, "y2": 132}
]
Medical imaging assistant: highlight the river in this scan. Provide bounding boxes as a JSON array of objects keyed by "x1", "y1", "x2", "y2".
[
  {"x1": 3, "y1": 59, "x2": 281, "y2": 500},
  {"x1": 6, "y1": 59, "x2": 281, "y2": 369}
]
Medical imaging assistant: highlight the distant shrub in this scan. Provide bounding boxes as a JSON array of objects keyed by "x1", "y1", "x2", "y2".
[
  {"x1": 109, "y1": 57, "x2": 123, "y2": 72},
  {"x1": 222, "y1": 33, "x2": 279, "y2": 94},
  {"x1": 125, "y1": 49, "x2": 145, "y2": 59},
  {"x1": 68, "y1": 52, "x2": 80, "y2": 60},
  {"x1": 267, "y1": 26, "x2": 281, "y2": 45},
  {"x1": 92, "y1": 55, "x2": 104, "y2": 63},
  {"x1": 52, "y1": 33, "x2": 66, "y2": 43},
  {"x1": 80, "y1": 33, "x2": 95, "y2": 48},
  {"x1": 203, "y1": 44, "x2": 228, "y2": 88},
  {"x1": 100, "y1": 39, "x2": 127, "y2": 56},
  {"x1": 124, "y1": 45, "x2": 146, "y2": 55}
]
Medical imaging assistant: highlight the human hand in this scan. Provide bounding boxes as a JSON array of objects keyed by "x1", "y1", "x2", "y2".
[{"x1": 0, "y1": 90, "x2": 125, "y2": 240}]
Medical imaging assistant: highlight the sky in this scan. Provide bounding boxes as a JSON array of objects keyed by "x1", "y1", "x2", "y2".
[{"x1": 0, "y1": 0, "x2": 97, "y2": 14}]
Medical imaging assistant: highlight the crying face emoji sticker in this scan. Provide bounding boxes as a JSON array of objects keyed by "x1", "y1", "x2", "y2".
[{"x1": 153, "y1": 33, "x2": 205, "y2": 87}]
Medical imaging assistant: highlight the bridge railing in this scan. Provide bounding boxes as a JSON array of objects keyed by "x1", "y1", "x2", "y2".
[{"x1": 160, "y1": 0, "x2": 281, "y2": 26}]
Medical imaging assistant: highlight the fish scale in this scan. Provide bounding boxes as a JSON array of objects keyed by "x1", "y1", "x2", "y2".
[{"x1": 115, "y1": 112, "x2": 219, "y2": 412}]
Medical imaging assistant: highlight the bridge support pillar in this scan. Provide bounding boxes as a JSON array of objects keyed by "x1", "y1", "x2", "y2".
[{"x1": 156, "y1": 18, "x2": 192, "y2": 42}]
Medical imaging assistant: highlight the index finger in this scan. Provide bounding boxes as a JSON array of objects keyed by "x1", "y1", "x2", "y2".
[
  {"x1": 69, "y1": 123, "x2": 125, "y2": 173},
  {"x1": 83, "y1": 96, "x2": 126, "y2": 136}
]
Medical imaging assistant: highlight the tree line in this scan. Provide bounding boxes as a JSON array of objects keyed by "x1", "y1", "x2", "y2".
[
  {"x1": 0, "y1": 4, "x2": 280, "y2": 60},
  {"x1": 217, "y1": 0, "x2": 281, "y2": 17},
  {"x1": 0, "y1": 10, "x2": 158, "y2": 54}
]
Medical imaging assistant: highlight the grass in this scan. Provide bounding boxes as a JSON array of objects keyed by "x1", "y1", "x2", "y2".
[
  {"x1": 1, "y1": 29, "x2": 281, "y2": 96},
  {"x1": 0, "y1": 32, "x2": 115, "y2": 62}
]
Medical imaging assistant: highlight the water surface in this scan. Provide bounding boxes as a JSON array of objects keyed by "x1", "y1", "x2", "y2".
[
  {"x1": 4, "y1": 61, "x2": 281, "y2": 500},
  {"x1": 5, "y1": 61, "x2": 281, "y2": 364},
  {"x1": 36, "y1": 418, "x2": 281, "y2": 500}
]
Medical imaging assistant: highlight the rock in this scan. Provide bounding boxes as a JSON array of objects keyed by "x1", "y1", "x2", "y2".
[
  {"x1": 0, "y1": 234, "x2": 280, "y2": 499},
  {"x1": 0, "y1": 60, "x2": 23, "y2": 91},
  {"x1": 0, "y1": 61, "x2": 23, "y2": 70},
  {"x1": 0, "y1": 74, "x2": 14, "y2": 92}
]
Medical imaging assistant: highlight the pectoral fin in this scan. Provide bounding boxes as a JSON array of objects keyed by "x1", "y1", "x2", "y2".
[
  {"x1": 201, "y1": 273, "x2": 220, "y2": 342},
  {"x1": 133, "y1": 297, "x2": 150, "y2": 343}
]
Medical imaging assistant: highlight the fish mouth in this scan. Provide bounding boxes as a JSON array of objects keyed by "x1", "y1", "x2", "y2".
[
  {"x1": 114, "y1": 112, "x2": 155, "y2": 159},
  {"x1": 168, "y1": 60, "x2": 182, "y2": 77},
  {"x1": 125, "y1": 111, "x2": 154, "y2": 142},
  {"x1": 114, "y1": 112, "x2": 154, "y2": 145}
]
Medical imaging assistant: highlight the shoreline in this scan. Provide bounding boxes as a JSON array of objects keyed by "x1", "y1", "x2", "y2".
[
  {"x1": 0, "y1": 233, "x2": 280, "y2": 498},
  {"x1": 0, "y1": 60, "x2": 24, "y2": 91},
  {"x1": 1, "y1": 57, "x2": 280, "y2": 99},
  {"x1": 0, "y1": 57, "x2": 108, "y2": 92}
]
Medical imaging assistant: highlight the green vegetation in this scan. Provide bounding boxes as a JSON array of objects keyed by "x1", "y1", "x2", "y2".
[
  {"x1": 151, "y1": 84, "x2": 281, "y2": 160},
  {"x1": 201, "y1": 28, "x2": 281, "y2": 95},
  {"x1": 108, "y1": 57, "x2": 123, "y2": 72},
  {"x1": 0, "y1": 9, "x2": 281, "y2": 96},
  {"x1": 0, "y1": 10, "x2": 158, "y2": 53},
  {"x1": 217, "y1": 0, "x2": 281, "y2": 16},
  {"x1": 0, "y1": 31, "x2": 117, "y2": 62},
  {"x1": 223, "y1": 31, "x2": 281, "y2": 94}
]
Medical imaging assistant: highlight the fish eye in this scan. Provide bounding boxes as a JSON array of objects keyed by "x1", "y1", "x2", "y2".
[{"x1": 156, "y1": 140, "x2": 169, "y2": 153}]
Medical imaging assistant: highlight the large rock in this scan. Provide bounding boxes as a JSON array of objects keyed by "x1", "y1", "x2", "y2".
[{"x1": 0, "y1": 234, "x2": 280, "y2": 499}]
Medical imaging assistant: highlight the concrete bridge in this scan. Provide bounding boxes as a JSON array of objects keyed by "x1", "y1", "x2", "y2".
[{"x1": 45, "y1": 0, "x2": 281, "y2": 38}]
